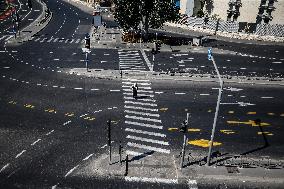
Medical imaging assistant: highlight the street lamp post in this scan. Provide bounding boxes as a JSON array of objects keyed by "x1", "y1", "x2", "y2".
[{"x1": 206, "y1": 52, "x2": 223, "y2": 166}]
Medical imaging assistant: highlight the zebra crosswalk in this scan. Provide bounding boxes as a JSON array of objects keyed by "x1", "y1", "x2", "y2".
[
  {"x1": 122, "y1": 78, "x2": 170, "y2": 158},
  {"x1": 0, "y1": 35, "x2": 14, "y2": 43},
  {"x1": 118, "y1": 49, "x2": 148, "y2": 71},
  {"x1": 28, "y1": 36, "x2": 85, "y2": 44}
]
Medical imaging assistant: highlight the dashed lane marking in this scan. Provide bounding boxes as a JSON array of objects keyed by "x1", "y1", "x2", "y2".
[
  {"x1": 15, "y1": 150, "x2": 26, "y2": 158},
  {"x1": 63, "y1": 120, "x2": 72, "y2": 126},
  {"x1": 83, "y1": 153, "x2": 94, "y2": 161},
  {"x1": 31, "y1": 139, "x2": 41, "y2": 146},
  {"x1": 261, "y1": 96, "x2": 274, "y2": 99},
  {"x1": 0, "y1": 163, "x2": 10, "y2": 173},
  {"x1": 46, "y1": 130, "x2": 54, "y2": 136}
]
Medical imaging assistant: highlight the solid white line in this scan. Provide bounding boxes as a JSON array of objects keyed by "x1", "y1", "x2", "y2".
[
  {"x1": 125, "y1": 176, "x2": 178, "y2": 184},
  {"x1": 125, "y1": 121, "x2": 162, "y2": 129},
  {"x1": 126, "y1": 115, "x2": 161, "y2": 123},
  {"x1": 125, "y1": 128, "x2": 166, "y2": 137},
  {"x1": 31, "y1": 139, "x2": 41, "y2": 146},
  {"x1": 124, "y1": 101, "x2": 157, "y2": 107},
  {"x1": 83, "y1": 153, "x2": 94, "y2": 161},
  {"x1": 127, "y1": 142, "x2": 170, "y2": 154},
  {"x1": 125, "y1": 110, "x2": 160, "y2": 117},
  {"x1": 65, "y1": 165, "x2": 79, "y2": 177},
  {"x1": 15, "y1": 150, "x2": 26, "y2": 158},
  {"x1": 0, "y1": 163, "x2": 10, "y2": 173},
  {"x1": 127, "y1": 135, "x2": 169, "y2": 145},
  {"x1": 124, "y1": 105, "x2": 158, "y2": 112},
  {"x1": 46, "y1": 129, "x2": 54, "y2": 135}
]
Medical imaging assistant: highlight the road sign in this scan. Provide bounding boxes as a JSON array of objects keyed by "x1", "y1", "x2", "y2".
[{"x1": 208, "y1": 48, "x2": 212, "y2": 60}]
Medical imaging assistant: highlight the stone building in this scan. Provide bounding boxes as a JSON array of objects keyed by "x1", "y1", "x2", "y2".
[{"x1": 178, "y1": 0, "x2": 284, "y2": 25}]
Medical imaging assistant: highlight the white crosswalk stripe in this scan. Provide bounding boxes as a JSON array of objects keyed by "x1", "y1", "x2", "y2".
[
  {"x1": 125, "y1": 105, "x2": 158, "y2": 112},
  {"x1": 28, "y1": 37, "x2": 84, "y2": 44},
  {"x1": 125, "y1": 110, "x2": 160, "y2": 117},
  {"x1": 124, "y1": 101, "x2": 157, "y2": 106},
  {"x1": 125, "y1": 128, "x2": 166, "y2": 138},
  {"x1": 118, "y1": 50, "x2": 147, "y2": 71},
  {"x1": 127, "y1": 142, "x2": 170, "y2": 154},
  {"x1": 127, "y1": 135, "x2": 169, "y2": 145}
]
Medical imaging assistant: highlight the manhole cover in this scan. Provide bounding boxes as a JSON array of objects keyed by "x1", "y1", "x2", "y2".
[{"x1": 226, "y1": 166, "x2": 239, "y2": 173}]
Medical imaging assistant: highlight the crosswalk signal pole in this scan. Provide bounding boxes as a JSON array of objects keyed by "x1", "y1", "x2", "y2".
[
  {"x1": 206, "y1": 51, "x2": 223, "y2": 166},
  {"x1": 180, "y1": 113, "x2": 189, "y2": 168},
  {"x1": 107, "y1": 119, "x2": 112, "y2": 164}
]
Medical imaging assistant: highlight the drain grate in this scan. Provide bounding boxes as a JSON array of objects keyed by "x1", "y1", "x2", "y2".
[{"x1": 226, "y1": 166, "x2": 239, "y2": 173}]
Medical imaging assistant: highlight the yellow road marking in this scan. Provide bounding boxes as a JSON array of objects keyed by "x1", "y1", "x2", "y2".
[
  {"x1": 228, "y1": 111, "x2": 234, "y2": 114},
  {"x1": 188, "y1": 128, "x2": 201, "y2": 132},
  {"x1": 188, "y1": 139, "x2": 222, "y2": 148},
  {"x1": 45, "y1": 109, "x2": 56, "y2": 113},
  {"x1": 8, "y1": 101, "x2": 17, "y2": 105},
  {"x1": 267, "y1": 112, "x2": 275, "y2": 116},
  {"x1": 220, "y1": 130, "x2": 235, "y2": 134},
  {"x1": 111, "y1": 120, "x2": 118, "y2": 124},
  {"x1": 257, "y1": 131, "x2": 273, "y2": 136},
  {"x1": 280, "y1": 113, "x2": 284, "y2": 117},
  {"x1": 227, "y1": 120, "x2": 270, "y2": 127},
  {"x1": 65, "y1": 112, "x2": 74, "y2": 117},
  {"x1": 24, "y1": 104, "x2": 35, "y2": 109},
  {"x1": 247, "y1": 112, "x2": 256, "y2": 115},
  {"x1": 159, "y1": 108, "x2": 168, "y2": 112},
  {"x1": 168, "y1": 128, "x2": 178, "y2": 131}
]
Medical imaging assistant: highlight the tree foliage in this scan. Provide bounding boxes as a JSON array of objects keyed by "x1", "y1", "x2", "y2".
[{"x1": 113, "y1": 0, "x2": 180, "y2": 34}]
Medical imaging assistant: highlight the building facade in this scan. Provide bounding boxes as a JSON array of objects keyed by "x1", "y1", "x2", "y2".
[{"x1": 178, "y1": 0, "x2": 284, "y2": 25}]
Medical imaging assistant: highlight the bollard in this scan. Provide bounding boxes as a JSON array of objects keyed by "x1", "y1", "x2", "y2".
[{"x1": 124, "y1": 155, "x2": 128, "y2": 176}]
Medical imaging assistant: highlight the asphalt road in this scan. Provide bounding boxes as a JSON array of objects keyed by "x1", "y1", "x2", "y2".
[{"x1": 0, "y1": 0, "x2": 284, "y2": 188}]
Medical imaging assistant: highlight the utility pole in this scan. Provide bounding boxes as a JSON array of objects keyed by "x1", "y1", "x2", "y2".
[{"x1": 206, "y1": 50, "x2": 223, "y2": 166}]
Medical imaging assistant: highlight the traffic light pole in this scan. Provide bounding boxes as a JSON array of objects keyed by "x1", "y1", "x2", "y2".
[
  {"x1": 85, "y1": 52, "x2": 89, "y2": 72},
  {"x1": 180, "y1": 113, "x2": 189, "y2": 168},
  {"x1": 206, "y1": 56, "x2": 223, "y2": 166}
]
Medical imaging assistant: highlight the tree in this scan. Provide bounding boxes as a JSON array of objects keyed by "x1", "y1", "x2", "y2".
[{"x1": 113, "y1": 0, "x2": 180, "y2": 38}]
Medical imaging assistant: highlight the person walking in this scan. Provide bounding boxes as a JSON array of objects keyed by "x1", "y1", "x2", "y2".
[{"x1": 132, "y1": 83, "x2": 138, "y2": 99}]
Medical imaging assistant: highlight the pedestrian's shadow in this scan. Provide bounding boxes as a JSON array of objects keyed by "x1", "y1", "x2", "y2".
[{"x1": 130, "y1": 151, "x2": 155, "y2": 162}]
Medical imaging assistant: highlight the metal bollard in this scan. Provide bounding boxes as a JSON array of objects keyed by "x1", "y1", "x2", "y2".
[{"x1": 124, "y1": 155, "x2": 128, "y2": 176}]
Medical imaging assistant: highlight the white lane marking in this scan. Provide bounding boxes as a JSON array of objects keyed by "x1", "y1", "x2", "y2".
[
  {"x1": 46, "y1": 130, "x2": 54, "y2": 136},
  {"x1": 122, "y1": 78, "x2": 149, "y2": 82},
  {"x1": 240, "y1": 68, "x2": 247, "y2": 70},
  {"x1": 125, "y1": 110, "x2": 159, "y2": 117},
  {"x1": 122, "y1": 82, "x2": 151, "y2": 86},
  {"x1": 125, "y1": 128, "x2": 166, "y2": 138},
  {"x1": 53, "y1": 59, "x2": 60, "y2": 61},
  {"x1": 122, "y1": 85, "x2": 152, "y2": 90},
  {"x1": 15, "y1": 150, "x2": 26, "y2": 158},
  {"x1": 126, "y1": 115, "x2": 161, "y2": 123},
  {"x1": 91, "y1": 88, "x2": 100, "y2": 91},
  {"x1": 200, "y1": 94, "x2": 210, "y2": 96},
  {"x1": 272, "y1": 61, "x2": 282, "y2": 64},
  {"x1": 51, "y1": 184, "x2": 59, "y2": 189},
  {"x1": 122, "y1": 89, "x2": 153, "y2": 93},
  {"x1": 34, "y1": 9, "x2": 40, "y2": 11},
  {"x1": 123, "y1": 92, "x2": 154, "y2": 98},
  {"x1": 110, "y1": 89, "x2": 120, "y2": 92},
  {"x1": 3, "y1": 66, "x2": 10, "y2": 69},
  {"x1": 127, "y1": 142, "x2": 170, "y2": 154},
  {"x1": 126, "y1": 150, "x2": 149, "y2": 157},
  {"x1": 63, "y1": 121, "x2": 72, "y2": 126},
  {"x1": 125, "y1": 120, "x2": 162, "y2": 129},
  {"x1": 127, "y1": 135, "x2": 169, "y2": 145},
  {"x1": 261, "y1": 96, "x2": 274, "y2": 99},
  {"x1": 83, "y1": 153, "x2": 94, "y2": 161},
  {"x1": 75, "y1": 39, "x2": 80, "y2": 43},
  {"x1": 100, "y1": 141, "x2": 114, "y2": 149},
  {"x1": 124, "y1": 105, "x2": 158, "y2": 112},
  {"x1": 31, "y1": 139, "x2": 41, "y2": 146},
  {"x1": 74, "y1": 87, "x2": 83, "y2": 90},
  {"x1": 124, "y1": 101, "x2": 157, "y2": 107},
  {"x1": 124, "y1": 96, "x2": 156, "y2": 102},
  {"x1": 175, "y1": 92, "x2": 185, "y2": 95},
  {"x1": 65, "y1": 165, "x2": 79, "y2": 177},
  {"x1": 125, "y1": 176, "x2": 178, "y2": 184},
  {"x1": 80, "y1": 114, "x2": 88, "y2": 118},
  {"x1": 155, "y1": 91, "x2": 164, "y2": 94},
  {"x1": 0, "y1": 163, "x2": 10, "y2": 173}
]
